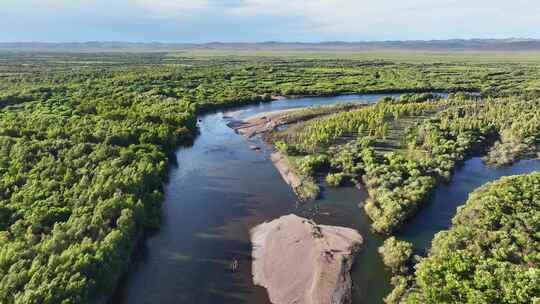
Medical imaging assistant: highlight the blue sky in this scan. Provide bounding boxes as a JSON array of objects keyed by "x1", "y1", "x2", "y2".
[{"x1": 3, "y1": 0, "x2": 540, "y2": 42}]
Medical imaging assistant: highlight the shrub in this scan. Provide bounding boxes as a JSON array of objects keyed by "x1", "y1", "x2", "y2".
[
  {"x1": 378, "y1": 237, "x2": 414, "y2": 274},
  {"x1": 297, "y1": 154, "x2": 329, "y2": 176},
  {"x1": 326, "y1": 173, "x2": 345, "y2": 187}
]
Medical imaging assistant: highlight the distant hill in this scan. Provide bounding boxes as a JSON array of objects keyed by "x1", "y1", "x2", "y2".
[{"x1": 2, "y1": 39, "x2": 540, "y2": 52}]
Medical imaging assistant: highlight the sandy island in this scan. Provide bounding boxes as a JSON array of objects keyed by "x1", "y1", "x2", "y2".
[{"x1": 251, "y1": 214, "x2": 363, "y2": 304}]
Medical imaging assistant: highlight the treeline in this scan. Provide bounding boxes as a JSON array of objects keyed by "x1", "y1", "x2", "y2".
[
  {"x1": 397, "y1": 173, "x2": 540, "y2": 303},
  {"x1": 273, "y1": 100, "x2": 444, "y2": 154},
  {"x1": 3, "y1": 52, "x2": 540, "y2": 106}
]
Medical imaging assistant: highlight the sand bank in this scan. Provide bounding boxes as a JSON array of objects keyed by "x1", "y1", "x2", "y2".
[{"x1": 251, "y1": 214, "x2": 362, "y2": 304}]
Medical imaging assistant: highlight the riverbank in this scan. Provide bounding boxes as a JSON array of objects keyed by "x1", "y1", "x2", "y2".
[
  {"x1": 229, "y1": 104, "x2": 369, "y2": 202},
  {"x1": 228, "y1": 108, "x2": 320, "y2": 201},
  {"x1": 398, "y1": 172, "x2": 540, "y2": 303},
  {"x1": 269, "y1": 151, "x2": 321, "y2": 202}
]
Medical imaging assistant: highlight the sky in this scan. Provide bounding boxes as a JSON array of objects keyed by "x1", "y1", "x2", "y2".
[{"x1": 2, "y1": 0, "x2": 540, "y2": 42}]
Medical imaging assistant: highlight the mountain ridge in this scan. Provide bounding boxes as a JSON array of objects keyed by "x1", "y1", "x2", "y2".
[{"x1": 2, "y1": 39, "x2": 540, "y2": 52}]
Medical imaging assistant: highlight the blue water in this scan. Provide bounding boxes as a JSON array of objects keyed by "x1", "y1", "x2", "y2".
[
  {"x1": 230, "y1": 94, "x2": 403, "y2": 120},
  {"x1": 399, "y1": 157, "x2": 540, "y2": 251}
]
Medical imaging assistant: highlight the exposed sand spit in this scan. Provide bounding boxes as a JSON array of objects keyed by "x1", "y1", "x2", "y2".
[
  {"x1": 251, "y1": 214, "x2": 363, "y2": 304},
  {"x1": 228, "y1": 109, "x2": 297, "y2": 138},
  {"x1": 270, "y1": 151, "x2": 302, "y2": 191}
]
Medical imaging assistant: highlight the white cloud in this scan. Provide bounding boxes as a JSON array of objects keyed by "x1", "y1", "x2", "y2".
[
  {"x1": 224, "y1": 0, "x2": 540, "y2": 39},
  {"x1": 135, "y1": 0, "x2": 211, "y2": 17},
  {"x1": 127, "y1": 0, "x2": 539, "y2": 39},
  {"x1": 2, "y1": 0, "x2": 540, "y2": 41}
]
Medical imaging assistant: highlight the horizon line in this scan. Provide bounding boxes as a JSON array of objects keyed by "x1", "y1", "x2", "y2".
[{"x1": 1, "y1": 38, "x2": 539, "y2": 44}]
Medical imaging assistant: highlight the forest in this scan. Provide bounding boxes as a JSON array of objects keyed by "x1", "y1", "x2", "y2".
[{"x1": 1, "y1": 51, "x2": 540, "y2": 303}]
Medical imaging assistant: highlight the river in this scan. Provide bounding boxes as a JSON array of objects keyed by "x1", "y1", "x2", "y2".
[{"x1": 110, "y1": 94, "x2": 540, "y2": 304}]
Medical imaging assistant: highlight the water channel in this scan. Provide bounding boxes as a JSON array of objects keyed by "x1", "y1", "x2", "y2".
[{"x1": 111, "y1": 94, "x2": 540, "y2": 304}]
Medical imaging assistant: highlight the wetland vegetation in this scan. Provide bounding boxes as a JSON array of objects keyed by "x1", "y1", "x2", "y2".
[{"x1": 269, "y1": 96, "x2": 540, "y2": 230}]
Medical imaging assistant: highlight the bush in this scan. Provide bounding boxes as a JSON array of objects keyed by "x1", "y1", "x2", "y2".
[
  {"x1": 326, "y1": 173, "x2": 345, "y2": 187},
  {"x1": 384, "y1": 275, "x2": 412, "y2": 304},
  {"x1": 295, "y1": 178, "x2": 320, "y2": 202},
  {"x1": 378, "y1": 237, "x2": 414, "y2": 274},
  {"x1": 275, "y1": 140, "x2": 295, "y2": 154},
  {"x1": 297, "y1": 154, "x2": 329, "y2": 175}
]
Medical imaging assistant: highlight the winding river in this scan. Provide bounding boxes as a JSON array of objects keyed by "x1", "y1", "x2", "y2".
[{"x1": 110, "y1": 94, "x2": 540, "y2": 304}]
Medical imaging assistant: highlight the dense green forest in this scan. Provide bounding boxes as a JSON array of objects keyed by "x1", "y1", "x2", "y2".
[
  {"x1": 1, "y1": 51, "x2": 540, "y2": 303},
  {"x1": 399, "y1": 173, "x2": 540, "y2": 303}
]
